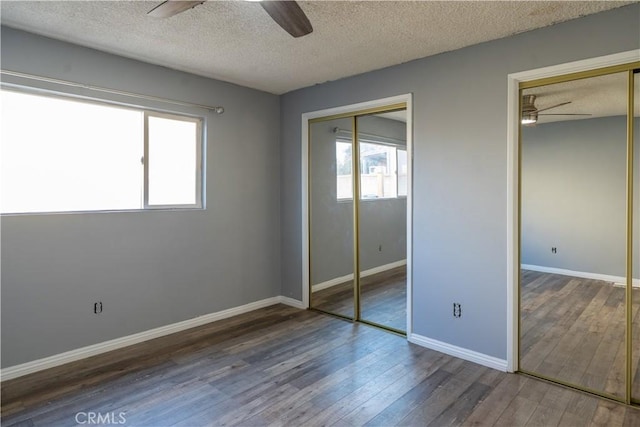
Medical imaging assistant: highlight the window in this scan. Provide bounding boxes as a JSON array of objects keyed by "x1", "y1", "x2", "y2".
[
  {"x1": 336, "y1": 139, "x2": 407, "y2": 200},
  {"x1": 1, "y1": 89, "x2": 203, "y2": 214},
  {"x1": 145, "y1": 113, "x2": 200, "y2": 207}
]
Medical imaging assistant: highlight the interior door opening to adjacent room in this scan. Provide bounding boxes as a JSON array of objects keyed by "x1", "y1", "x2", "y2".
[{"x1": 302, "y1": 95, "x2": 412, "y2": 336}]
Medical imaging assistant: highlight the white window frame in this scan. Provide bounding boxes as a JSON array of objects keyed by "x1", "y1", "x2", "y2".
[
  {"x1": 1, "y1": 86, "x2": 205, "y2": 215},
  {"x1": 143, "y1": 111, "x2": 203, "y2": 210}
]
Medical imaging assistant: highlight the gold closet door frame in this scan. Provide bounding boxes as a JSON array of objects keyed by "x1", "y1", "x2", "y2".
[
  {"x1": 308, "y1": 102, "x2": 407, "y2": 334},
  {"x1": 517, "y1": 62, "x2": 640, "y2": 405}
]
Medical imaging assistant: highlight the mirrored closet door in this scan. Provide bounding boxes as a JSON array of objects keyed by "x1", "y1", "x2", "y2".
[
  {"x1": 357, "y1": 111, "x2": 408, "y2": 333},
  {"x1": 631, "y1": 70, "x2": 640, "y2": 404},
  {"x1": 309, "y1": 117, "x2": 355, "y2": 319},
  {"x1": 309, "y1": 104, "x2": 408, "y2": 334},
  {"x1": 519, "y1": 64, "x2": 639, "y2": 404}
]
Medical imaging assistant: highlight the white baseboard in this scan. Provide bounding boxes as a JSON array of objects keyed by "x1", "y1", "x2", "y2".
[
  {"x1": 312, "y1": 259, "x2": 407, "y2": 292},
  {"x1": 408, "y1": 333, "x2": 508, "y2": 372},
  {"x1": 312, "y1": 273, "x2": 353, "y2": 292},
  {"x1": 1, "y1": 295, "x2": 303, "y2": 382},
  {"x1": 522, "y1": 264, "x2": 640, "y2": 287},
  {"x1": 278, "y1": 296, "x2": 305, "y2": 309}
]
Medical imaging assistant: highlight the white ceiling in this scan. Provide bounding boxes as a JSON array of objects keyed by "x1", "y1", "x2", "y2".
[{"x1": 1, "y1": 1, "x2": 635, "y2": 95}]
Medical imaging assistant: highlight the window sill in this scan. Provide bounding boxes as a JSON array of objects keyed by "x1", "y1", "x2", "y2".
[{"x1": 1, "y1": 207, "x2": 205, "y2": 217}]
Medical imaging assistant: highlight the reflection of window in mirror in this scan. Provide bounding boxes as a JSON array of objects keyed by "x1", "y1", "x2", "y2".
[
  {"x1": 397, "y1": 149, "x2": 408, "y2": 197},
  {"x1": 335, "y1": 139, "x2": 406, "y2": 200},
  {"x1": 336, "y1": 140, "x2": 353, "y2": 199}
]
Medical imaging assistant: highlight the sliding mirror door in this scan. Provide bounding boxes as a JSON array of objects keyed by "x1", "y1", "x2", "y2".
[
  {"x1": 357, "y1": 110, "x2": 408, "y2": 332},
  {"x1": 519, "y1": 71, "x2": 630, "y2": 400},
  {"x1": 632, "y1": 70, "x2": 640, "y2": 403},
  {"x1": 309, "y1": 118, "x2": 355, "y2": 318},
  {"x1": 308, "y1": 100, "x2": 409, "y2": 334}
]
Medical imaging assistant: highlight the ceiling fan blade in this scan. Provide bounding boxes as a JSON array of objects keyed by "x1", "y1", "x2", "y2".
[
  {"x1": 536, "y1": 101, "x2": 572, "y2": 113},
  {"x1": 538, "y1": 113, "x2": 592, "y2": 116},
  {"x1": 148, "y1": 1, "x2": 205, "y2": 18},
  {"x1": 260, "y1": 1, "x2": 313, "y2": 38}
]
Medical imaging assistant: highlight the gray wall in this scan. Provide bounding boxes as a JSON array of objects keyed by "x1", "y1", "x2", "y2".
[
  {"x1": 280, "y1": 5, "x2": 640, "y2": 359},
  {"x1": 1, "y1": 27, "x2": 281, "y2": 367},
  {"x1": 310, "y1": 116, "x2": 406, "y2": 285},
  {"x1": 522, "y1": 116, "x2": 640, "y2": 279}
]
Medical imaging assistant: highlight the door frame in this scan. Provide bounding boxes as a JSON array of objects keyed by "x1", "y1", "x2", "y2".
[
  {"x1": 301, "y1": 93, "x2": 413, "y2": 335},
  {"x1": 506, "y1": 50, "x2": 639, "y2": 373}
]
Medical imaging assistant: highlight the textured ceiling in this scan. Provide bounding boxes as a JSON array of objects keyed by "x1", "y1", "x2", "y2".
[
  {"x1": 524, "y1": 72, "x2": 639, "y2": 124},
  {"x1": 1, "y1": 1, "x2": 635, "y2": 95}
]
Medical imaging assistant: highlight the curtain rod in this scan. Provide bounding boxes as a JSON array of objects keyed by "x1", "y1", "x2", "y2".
[{"x1": 0, "y1": 69, "x2": 224, "y2": 114}]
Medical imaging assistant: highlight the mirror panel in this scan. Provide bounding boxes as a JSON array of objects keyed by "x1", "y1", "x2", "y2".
[
  {"x1": 519, "y1": 72, "x2": 628, "y2": 399},
  {"x1": 357, "y1": 110, "x2": 408, "y2": 332},
  {"x1": 309, "y1": 118, "x2": 355, "y2": 318}
]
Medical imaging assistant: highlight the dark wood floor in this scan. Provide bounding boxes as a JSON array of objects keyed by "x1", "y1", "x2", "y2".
[
  {"x1": 3, "y1": 304, "x2": 640, "y2": 426},
  {"x1": 312, "y1": 266, "x2": 406, "y2": 331},
  {"x1": 520, "y1": 270, "x2": 640, "y2": 401}
]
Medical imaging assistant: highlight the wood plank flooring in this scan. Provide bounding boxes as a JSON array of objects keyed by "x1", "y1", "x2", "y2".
[
  {"x1": 312, "y1": 266, "x2": 406, "y2": 331},
  {"x1": 3, "y1": 304, "x2": 640, "y2": 426},
  {"x1": 520, "y1": 270, "x2": 640, "y2": 400}
]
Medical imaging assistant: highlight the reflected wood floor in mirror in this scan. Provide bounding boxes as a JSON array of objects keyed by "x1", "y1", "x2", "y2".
[
  {"x1": 3, "y1": 304, "x2": 640, "y2": 426},
  {"x1": 520, "y1": 269, "x2": 640, "y2": 400},
  {"x1": 312, "y1": 266, "x2": 406, "y2": 331}
]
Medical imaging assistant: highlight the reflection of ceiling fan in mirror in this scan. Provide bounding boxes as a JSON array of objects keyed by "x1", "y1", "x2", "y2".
[
  {"x1": 148, "y1": 0, "x2": 313, "y2": 38},
  {"x1": 521, "y1": 94, "x2": 591, "y2": 125}
]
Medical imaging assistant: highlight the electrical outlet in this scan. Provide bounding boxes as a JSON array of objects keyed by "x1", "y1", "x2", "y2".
[
  {"x1": 94, "y1": 301, "x2": 103, "y2": 314},
  {"x1": 551, "y1": 247, "x2": 557, "y2": 254},
  {"x1": 453, "y1": 303, "x2": 462, "y2": 318}
]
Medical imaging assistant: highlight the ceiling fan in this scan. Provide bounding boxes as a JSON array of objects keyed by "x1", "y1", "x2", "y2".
[
  {"x1": 147, "y1": 0, "x2": 313, "y2": 38},
  {"x1": 521, "y1": 94, "x2": 591, "y2": 125}
]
